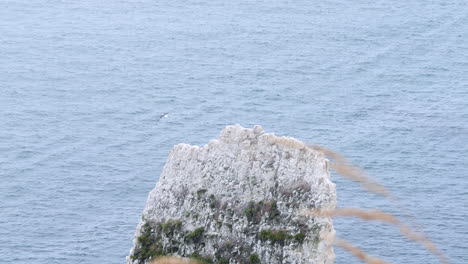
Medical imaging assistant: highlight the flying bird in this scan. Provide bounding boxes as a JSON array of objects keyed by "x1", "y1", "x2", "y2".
[{"x1": 157, "y1": 112, "x2": 169, "y2": 122}]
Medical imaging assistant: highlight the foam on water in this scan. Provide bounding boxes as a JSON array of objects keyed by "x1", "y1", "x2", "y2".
[{"x1": 0, "y1": 0, "x2": 467, "y2": 263}]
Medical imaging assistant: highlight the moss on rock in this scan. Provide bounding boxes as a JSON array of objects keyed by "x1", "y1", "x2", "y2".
[{"x1": 186, "y1": 227, "x2": 205, "y2": 242}]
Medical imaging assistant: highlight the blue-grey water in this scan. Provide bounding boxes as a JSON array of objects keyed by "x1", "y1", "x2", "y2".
[{"x1": 1, "y1": 1, "x2": 467, "y2": 263}]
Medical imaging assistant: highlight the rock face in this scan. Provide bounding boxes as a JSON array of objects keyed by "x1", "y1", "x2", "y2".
[{"x1": 127, "y1": 125, "x2": 336, "y2": 264}]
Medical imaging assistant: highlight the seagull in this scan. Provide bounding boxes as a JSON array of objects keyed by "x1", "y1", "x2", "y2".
[{"x1": 157, "y1": 112, "x2": 169, "y2": 122}]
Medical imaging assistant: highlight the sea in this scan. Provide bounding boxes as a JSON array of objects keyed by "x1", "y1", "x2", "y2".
[{"x1": 1, "y1": 0, "x2": 467, "y2": 263}]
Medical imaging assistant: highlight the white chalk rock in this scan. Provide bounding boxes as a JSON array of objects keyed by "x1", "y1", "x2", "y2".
[{"x1": 127, "y1": 125, "x2": 336, "y2": 264}]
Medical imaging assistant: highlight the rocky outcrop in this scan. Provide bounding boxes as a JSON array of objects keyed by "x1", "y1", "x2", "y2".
[{"x1": 127, "y1": 125, "x2": 336, "y2": 264}]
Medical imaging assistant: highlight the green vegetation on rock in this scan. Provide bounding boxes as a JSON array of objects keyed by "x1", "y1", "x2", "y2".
[
  {"x1": 158, "y1": 219, "x2": 183, "y2": 235},
  {"x1": 244, "y1": 201, "x2": 258, "y2": 222},
  {"x1": 131, "y1": 223, "x2": 166, "y2": 261},
  {"x1": 294, "y1": 233, "x2": 306, "y2": 243},
  {"x1": 258, "y1": 229, "x2": 306, "y2": 245},
  {"x1": 190, "y1": 252, "x2": 214, "y2": 264},
  {"x1": 186, "y1": 227, "x2": 205, "y2": 242},
  {"x1": 217, "y1": 257, "x2": 229, "y2": 264},
  {"x1": 249, "y1": 254, "x2": 261, "y2": 264},
  {"x1": 258, "y1": 230, "x2": 289, "y2": 244},
  {"x1": 244, "y1": 200, "x2": 281, "y2": 223}
]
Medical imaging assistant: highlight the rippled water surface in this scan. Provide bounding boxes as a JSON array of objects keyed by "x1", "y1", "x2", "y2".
[{"x1": 1, "y1": 1, "x2": 467, "y2": 263}]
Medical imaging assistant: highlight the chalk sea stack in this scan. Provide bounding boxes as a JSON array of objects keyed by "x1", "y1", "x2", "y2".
[{"x1": 127, "y1": 125, "x2": 336, "y2": 264}]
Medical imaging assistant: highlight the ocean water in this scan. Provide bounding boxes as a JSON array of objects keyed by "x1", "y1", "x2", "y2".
[{"x1": 1, "y1": 0, "x2": 467, "y2": 263}]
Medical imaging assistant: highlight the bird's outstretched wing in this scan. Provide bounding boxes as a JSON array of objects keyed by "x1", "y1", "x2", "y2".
[{"x1": 157, "y1": 112, "x2": 169, "y2": 122}]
